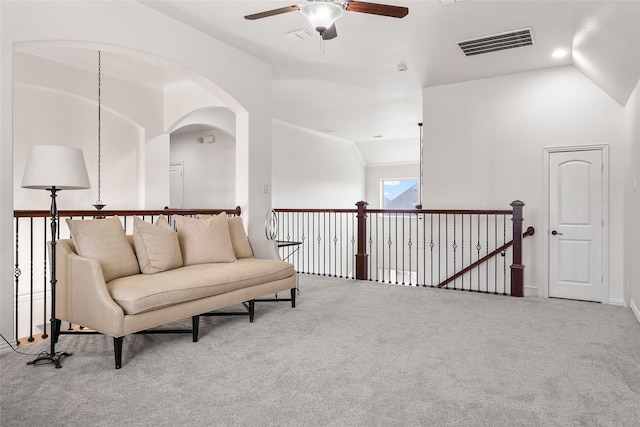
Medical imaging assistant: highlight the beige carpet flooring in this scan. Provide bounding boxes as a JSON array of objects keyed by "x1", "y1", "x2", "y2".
[{"x1": 1, "y1": 275, "x2": 640, "y2": 426}]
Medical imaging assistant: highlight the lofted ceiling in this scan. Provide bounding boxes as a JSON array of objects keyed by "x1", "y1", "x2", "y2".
[
  {"x1": 142, "y1": 0, "x2": 639, "y2": 144},
  {"x1": 17, "y1": 1, "x2": 640, "y2": 164}
]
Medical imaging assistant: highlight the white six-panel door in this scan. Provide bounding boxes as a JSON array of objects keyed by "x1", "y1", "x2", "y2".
[{"x1": 548, "y1": 149, "x2": 604, "y2": 302}]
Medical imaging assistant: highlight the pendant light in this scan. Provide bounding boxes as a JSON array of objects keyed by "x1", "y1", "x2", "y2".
[
  {"x1": 93, "y1": 50, "x2": 106, "y2": 210},
  {"x1": 416, "y1": 122, "x2": 423, "y2": 210}
]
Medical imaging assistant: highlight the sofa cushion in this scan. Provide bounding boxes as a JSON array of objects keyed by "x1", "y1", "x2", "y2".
[
  {"x1": 66, "y1": 216, "x2": 140, "y2": 282},
  {"x1": 174, "y1": 213, "x2": 236, "y2": 265},
  {"x1": 133, "y1": 216, "x2": 183, "y2": 275},
  {"x1": 107, "y1": 258, "x2": 295, "y2": 314},
  {"x1": 227, "y1": 217, "x2": 254, "y2": 259}
]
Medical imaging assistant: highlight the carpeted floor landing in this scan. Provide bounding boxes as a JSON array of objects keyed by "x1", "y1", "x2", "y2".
[{"x1": 1, "y1": 275, "x2": 640, "y2": 426}]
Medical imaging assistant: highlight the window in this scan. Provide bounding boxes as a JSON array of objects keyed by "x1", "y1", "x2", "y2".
[{"x1": 382, "y1": 178, "x2": 417, "y2": 210}]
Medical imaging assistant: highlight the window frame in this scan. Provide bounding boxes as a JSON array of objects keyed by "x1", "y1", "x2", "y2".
[{"x1": 380, "y1": 177, "x2": 418, "y2": 210}]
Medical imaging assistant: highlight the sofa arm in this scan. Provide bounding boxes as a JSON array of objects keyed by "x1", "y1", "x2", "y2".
[
  {"x1": 249, "y1": 239, "x2": 282, "y2": 261},
  {"x1": 62, "y1": 252, "x2": 126, "y2": 337}
]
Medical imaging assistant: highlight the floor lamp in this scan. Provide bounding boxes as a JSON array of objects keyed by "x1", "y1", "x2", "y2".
[{"x1": 21, "y1": 145, "x2": 90, "y2": 368}]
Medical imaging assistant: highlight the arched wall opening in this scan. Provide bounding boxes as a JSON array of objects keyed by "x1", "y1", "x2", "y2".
[
  {"x1": 169, "y1": 107, "x2": 237, "y2": 209},
  {"x1": 12, "y1": 41, "x2": 245, "y2": 211}
]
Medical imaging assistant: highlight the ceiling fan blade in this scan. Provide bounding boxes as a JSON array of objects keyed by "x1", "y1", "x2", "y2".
[
  {"x1": 244, "y1": 5, "x2": 299, "y2": 20},
  {"x1": 345, "y1": 1, "x2": 409, "y2": 18},
  {"x1": 322, "y1": 24, "x2": 338, "y2": 40}
]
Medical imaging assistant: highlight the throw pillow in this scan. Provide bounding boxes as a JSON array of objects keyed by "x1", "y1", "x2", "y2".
[
  {"x1": 174, "y1": 213, "x2": 237, "y2": 265},
  {"x1": 133, "y1": 216, "x2": 183, "y2": 274},
  {"x1": 66, "y1": 216, "x2": 140, "y2": 282},
  {"x1": 227, "y1": 217, "x2": 254, "y2": 259}
]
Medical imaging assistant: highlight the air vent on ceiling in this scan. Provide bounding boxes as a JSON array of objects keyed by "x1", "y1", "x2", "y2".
[{"x1": 458, "y1": 28, "x2": 533, "y2": 56}]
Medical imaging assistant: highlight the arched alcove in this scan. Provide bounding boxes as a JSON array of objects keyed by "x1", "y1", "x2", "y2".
[
  {"x1": 13, "y1": 41, "x2": 246, "y2": 211},
  {"x1": 168, "y1": 107, "x2": 237, "y2": 209},
  {"x1": 170, "y1": 126, "x2": 236, "y2": 209}
]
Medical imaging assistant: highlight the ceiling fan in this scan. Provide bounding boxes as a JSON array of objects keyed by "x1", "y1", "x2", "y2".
[{"x1": 244, "y1": 0, "x2": 409, "y2": 41}]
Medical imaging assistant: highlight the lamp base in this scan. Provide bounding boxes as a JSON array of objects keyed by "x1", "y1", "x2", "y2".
[{"x1": 27, "y1": 350, "x2": 73, "y2": 369}]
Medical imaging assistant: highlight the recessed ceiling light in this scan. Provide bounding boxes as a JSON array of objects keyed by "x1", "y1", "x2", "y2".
[
  {"x1": 552, "y1": 48, "x2": 568, "y2": 58},
  {"x1": 373, "y1": 135, "x2": 383, "y2": 138}
]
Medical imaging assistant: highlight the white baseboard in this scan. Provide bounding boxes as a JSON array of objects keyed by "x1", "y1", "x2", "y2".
[
  {"x1": 607, "y1": 298, "x2": 625, "y2": 306},
  {"x1": 631, "y1": 299, "x2": 640, "y2": 325},
  {"x1": 0, "y1": 340, "x2": 12, "y2": 355}
]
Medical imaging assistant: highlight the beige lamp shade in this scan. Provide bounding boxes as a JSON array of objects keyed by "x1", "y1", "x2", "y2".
[{"x1": 22, "y1": 145, "x2": 91, "y2": 190}]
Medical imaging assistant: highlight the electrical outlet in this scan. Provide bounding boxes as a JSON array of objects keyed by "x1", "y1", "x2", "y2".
[{"x1": 263, "y1": 184, "x2": 270, "y2": 194}]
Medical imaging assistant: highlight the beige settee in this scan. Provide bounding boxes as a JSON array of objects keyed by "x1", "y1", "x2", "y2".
[{"x1": 55, "y1": 213, "x2": 296, "y2": 368}]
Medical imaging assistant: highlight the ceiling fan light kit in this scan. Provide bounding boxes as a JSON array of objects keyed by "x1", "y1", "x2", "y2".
[{"x1": 300, "y1": 1, "x2": 344, "y2": 35}]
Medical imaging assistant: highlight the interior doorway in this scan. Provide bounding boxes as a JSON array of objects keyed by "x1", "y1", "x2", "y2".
[
  {"x1": 170, "y1": 161, "x2": 184, "y2": 209},
  {"x1": 545, "y1": 146, "x2": 608, "y2": 302}
]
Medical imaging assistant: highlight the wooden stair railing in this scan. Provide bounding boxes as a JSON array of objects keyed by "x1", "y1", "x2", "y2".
[
  {"x1": 13, "y1": 206, "x2": 242, "y2": 218},
  {"x1": 353, "y1": 199, "x2": 531, "y2": 296},
  {"x1": 437, "y1": 226, "x2": 535, "y2": 290}
]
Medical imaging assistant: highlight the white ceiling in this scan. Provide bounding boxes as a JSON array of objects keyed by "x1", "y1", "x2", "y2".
[{"x1": 18, "y1": 1, "x2": 640, "y2": 164}]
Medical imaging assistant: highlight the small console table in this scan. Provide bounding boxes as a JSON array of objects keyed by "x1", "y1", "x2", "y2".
[{"x1": 276, "y1": 240, "x2": 301, "y2": 261}]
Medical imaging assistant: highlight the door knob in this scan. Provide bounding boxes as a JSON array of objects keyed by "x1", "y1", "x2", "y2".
[{"x1": 551, "y1": 230, "x2": 563, "y2": 236}]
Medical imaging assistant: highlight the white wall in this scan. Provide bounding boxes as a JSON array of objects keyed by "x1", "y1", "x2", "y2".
[
  {"x1": 365, "y1": 163, "x2": 419, "y2": 209},
  {"x1": 145, "y1": 134, "x2": 170, "y2": 209},
  {"x1": 356, "y1": 137, "x2": 420, "y2": 165},
  {"x1": 1, "y1": 0, "x2": 273, "y2": 345},
  {"x1": 12, "y1": 51, "x2": 241, "y2": 212},
  {"x1": 13, "y1": 52, "x2": 151, "y2": 210},
  {"x1": 170, "y1": 129, "x2": 236, "y2": 208},
  {"x1": 423, "y1": 65, "x2": 625, "y2": 301},
  {"x1": 272, "y1": 121, "x2": 366, "y2": 209},
  {"x1": 623, "y1": 81, "x2": 640, "y2": 321}
]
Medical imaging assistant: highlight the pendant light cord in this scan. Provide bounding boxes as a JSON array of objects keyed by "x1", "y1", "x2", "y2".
[
  {"x1": 97, "y1": 50, "x2": 102, "y2": 205},
  {"x1": 92, "y1": 50, "x2": 105, "y2": 210},
  {"x1": 418, "y1": 122, "x2": 424, "y2": 209}
]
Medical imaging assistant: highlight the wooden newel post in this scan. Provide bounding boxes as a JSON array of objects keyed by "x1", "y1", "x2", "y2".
[
  {"x1": 355, "y1": 201, "x2": 369, "y2": 281},
  {"x1": 510, "y1": 200, "x2": 525, "y2": 297}
]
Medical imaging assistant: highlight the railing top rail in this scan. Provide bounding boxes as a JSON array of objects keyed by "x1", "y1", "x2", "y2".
[
  {"x1": 274, "y1": 208, "x2": 513, "y2": 215},
  {"x1": 14, "y1": 207, "x2": 242, "y2": 218},
  {"x1": 16, "y1": 206, "x2": 514, "y2": 218},
  {"x1": 367, "y1": 208, "x2": 513, "y2": 215},
  {"x1": 273, "y1": 208, "x2": 357, "y2": 214}
]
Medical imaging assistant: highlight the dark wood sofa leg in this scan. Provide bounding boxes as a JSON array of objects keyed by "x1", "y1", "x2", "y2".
[
  {"x1": 114, "y1": 336, "x2": 124, "y2": 369},
  {"x1": 291, "y1": 288, "x2": 296, "y2": 308},
  {"x1": 249, "y1": 300, "x2": 255, "y2": 323},
  {"x1": 192, "y1": 315, "x2": 200, "y2": 342}
]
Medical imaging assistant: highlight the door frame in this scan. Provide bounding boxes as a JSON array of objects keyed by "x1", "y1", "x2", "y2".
[{"x1": 542, "y1": 144, "x2": 609, "y2": 302}]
